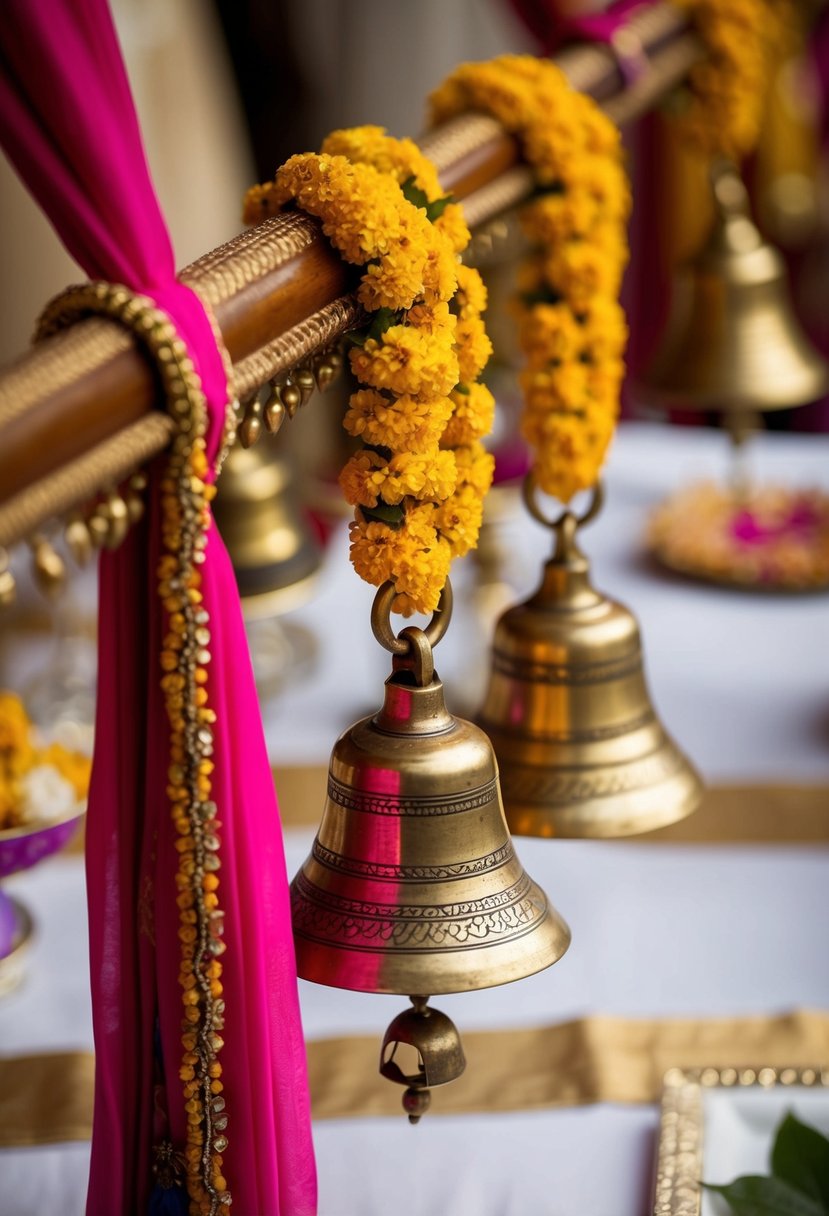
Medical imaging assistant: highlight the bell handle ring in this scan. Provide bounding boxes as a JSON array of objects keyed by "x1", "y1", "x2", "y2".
[
  {"x1": 522, "y1": 473, "x2": 604, "y2": 560},
  {"x1": 370, "y1": 580, "x2": 453, "y2": 688}
]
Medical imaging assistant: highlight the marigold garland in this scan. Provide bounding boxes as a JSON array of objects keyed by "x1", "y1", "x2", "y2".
[
  {"x1": 430, "y1": 57, "x2": 630, "y2": 505},
  {"x1": 674, "y1": 0, "x2": 795, "y2": 161},
  {"x1": 244, "y1": 125, "x2": 495, "y2": 615}
]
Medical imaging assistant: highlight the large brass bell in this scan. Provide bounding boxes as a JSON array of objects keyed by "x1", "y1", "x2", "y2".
[
  {"x1": 478, "y1": 480, "x2": 703, "y2": 839},
  {"x1": 213, "y1": 439, "x2": 321, "y2": 618},
  {"x1": 291, "y1": 581, "x2": 570, "y2": 1116},
  {"x1": 638, "y1": 163, "x2": 829, "y2": 414}
]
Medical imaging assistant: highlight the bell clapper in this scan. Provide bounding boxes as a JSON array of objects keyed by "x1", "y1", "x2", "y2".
[{"x1": 380, "y1": 995, "x2": 467, "y2": 1123}]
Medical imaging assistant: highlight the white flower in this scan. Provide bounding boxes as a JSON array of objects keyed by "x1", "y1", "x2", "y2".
[{"x1": 19, "y1": 765, "x2": 77, "y2": 824}]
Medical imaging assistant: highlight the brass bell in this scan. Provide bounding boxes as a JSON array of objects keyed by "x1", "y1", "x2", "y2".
[
  {"x1": 292, "y1": 581, "x2": 570, "y2": 1115},
  {"x1": 638, "y1": 163, "x2": 829, "y2": 414},
  {"x1": 213, "y1": 439, "x2": 320, "y2": 619},
  {"x1": 478, "y1": 481, "x2": 703, "y2": 839}
]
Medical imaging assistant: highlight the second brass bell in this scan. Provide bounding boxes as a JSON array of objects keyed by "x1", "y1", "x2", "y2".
[{"x1": 478, "y1": 488, "x2": 703, "y2": 839}]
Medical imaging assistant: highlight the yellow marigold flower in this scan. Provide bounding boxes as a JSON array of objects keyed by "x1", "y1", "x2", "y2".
[
  {"x1": 543, "y1": 242, "x2": 623, "y2": 313},
  {"x1": 0, "y1": 692, "x2": 31, "y2": 755},
  {"x1": 454, "y1": 265, "x2": 488, "y2": 317},
  {"x1": 41, "y1": 743, "x2": 92, "y2": 801},
  {"x1": 241, "y1": 181, "x2": 283, "y2": 225},
  {"x1": 422, "y1": 238, "x2": 459, "y2": 305},
  {"x1": 580, "y1": 298, "x2": 628, "y2": 362},
  {"x1": 521, "y1": 361, "x2": 590, "y2": 414},
  {"x1": 358, "y1": 250, "x2": 428, "y2": 313},
  {"x1": 344, "y1": 389, "x2": 454, "y2": 452},
  {"x1": 453, "y1": 441, "x2": 495, "y2": 496},
  {"x1": 349, "y1": 510, "x2": 451, "y2": 616},
  {"x1": 350, "y1": 325, "x2": 459, "y2": 399},
  {"x1": 456, "y1": 313, "x2": 493, "y2": 383},
  {"x1": 434, "y1": 482, "x2": 485, "y2": 558},
  {"x1": 405, "y1": 299, "x2": 453, "y2": 336},
  {"x1": 521, "y1": 190, "x2": 599, "y2": 245},
  {"x1": 442, "y1": 383, "x2": 496, "y2": 448},
  {"x1": 519, "y1": 302, "x2": 584, "y2": 366},
  {"x1": 433, "y1": 203, "x2": 471, "y2": 254},
  {"x1": 340, "y1": 449, "x2": 456, "y2": 507},
  {"x1": 322, "y1": 126, "x2": 444, "y2": 200}
]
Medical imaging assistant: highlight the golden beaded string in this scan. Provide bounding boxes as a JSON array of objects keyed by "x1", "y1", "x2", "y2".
[{"x1": 37, "y1": 282, "x2": 233, "y2": 1214}]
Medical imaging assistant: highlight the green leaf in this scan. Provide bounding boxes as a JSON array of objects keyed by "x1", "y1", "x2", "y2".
[
  {"x1": 452, "y1": 383, "x2": 470, "y2": 395},
  {"x1": 344, "y1": 328, "x2": 367, "y2": 348},
  {"x1": 703, "y1": 1177, "x2": 826, "y2": 1216},
  {"x1": 400, "y1": 175, "x2": 430, "y2": 211},
  {"x1": 400, "y1": 174, "x2": 454, "y2": 223},
  {"x1": 360, "y1": 502, "x2": 405, "y2": 528},
  {"x1": 367, "y1": 307, "x2": 400, "y2": 343},
  {"x1": 772, "y1": 1114, "x2": 829, "y2": 1208},
  {"x1": 425, "y1": 194, "x2": 454, "y2": 222}
]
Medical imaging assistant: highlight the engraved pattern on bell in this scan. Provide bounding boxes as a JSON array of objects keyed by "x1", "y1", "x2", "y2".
[{"x1": 290, "y1": 667, "x2": 570, "y2": 996}]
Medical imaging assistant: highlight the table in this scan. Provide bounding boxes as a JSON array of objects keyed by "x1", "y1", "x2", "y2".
[{"x1": 1, "y1": 422, "x2": 828, "y2": 1215}]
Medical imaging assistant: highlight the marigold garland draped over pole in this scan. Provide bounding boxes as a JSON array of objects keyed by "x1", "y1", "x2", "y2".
[{"x1": 0, "y1": 2, "x2": 316, "y2": 1212}]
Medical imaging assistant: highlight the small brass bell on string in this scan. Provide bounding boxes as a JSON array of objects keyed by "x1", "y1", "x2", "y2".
[
  {"x1": 478, "y1": 480, "x2": 703, "y2": 839},
  {"x1": 291, "y1": 581, "x2": 570, "y2": 1117},
  {"x1": 638, "y1": 162, "x2": 829, "y2": 415},
  {"x1": 212, "y1": 439, "x2": 320, "y2": 618}
]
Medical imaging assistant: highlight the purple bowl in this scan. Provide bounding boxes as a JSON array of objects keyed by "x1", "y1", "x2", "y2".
[{"x1": 0, "y1": 806, "x2": 85, "y2": 880}]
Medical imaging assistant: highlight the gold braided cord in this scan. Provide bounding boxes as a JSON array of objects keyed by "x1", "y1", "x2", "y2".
[
  {"x1": 0, "y1": 414, "x2": 173, "y2": 549},
  {"x1": 0, "y1": 318, "x2": 131, "y2": 430},
  {"x1": 458, "y1": 166, "x2": 535, "y2": 232},
  {"x1": 233, "y1": 295, "x2": 366, "y2": 401},
  {"x1": 418, "y1": 112, "x2": 507, "y2": 175},
  {"x1": 181, "y1": 211, "x2": 321, "y2": 306}
]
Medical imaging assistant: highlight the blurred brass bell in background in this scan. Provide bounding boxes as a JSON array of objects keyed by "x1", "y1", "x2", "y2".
[
  {"x1": 291, "y1": 582, "x2": 570, "y2": 1117},
  {"x1": 478, "y1": 482, "x2": 703, "y2": 839},
  {"x1": 637, "y1": 163, "x2": 829, "y2": 414},
  {"x1": 213, "y1": 439, "x2": 321, "y2": 618}
]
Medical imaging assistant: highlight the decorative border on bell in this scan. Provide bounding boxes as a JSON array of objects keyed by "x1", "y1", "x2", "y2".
[
  {"x1": 652, "y1": 1065, "x2": 829, "y2": 1216},
  {"x1": 491, "y1": 648, "x2": 643, "y2": 686},
  {"x1": 311, "y1": 839, "x2": 514, "y2": 882},
  {"x1": 500, "y1": 746, "x2": 686, "y2": 805},
  {"x1": 291, "y1": 870, "x2": 548, "y2": 950},
  {"x1": 327, "y1": 774, "x2": 500, "y2": 818}
]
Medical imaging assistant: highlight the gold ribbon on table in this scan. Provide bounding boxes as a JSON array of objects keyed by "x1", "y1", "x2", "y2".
[
  {"x1": 271, "y1": 771, "x2": 829, "y2": 840},
  {"x1": 64, "y1": 774, "x2": 829, "y2": 850},
  {"x1": 2, "y1": 1009, "x2": 828, "y2": 1144}
]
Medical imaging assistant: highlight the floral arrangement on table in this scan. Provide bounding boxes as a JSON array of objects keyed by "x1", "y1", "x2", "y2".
[
  {"x1": 244, "y1": 126, "x2": 496, "y2": 616},
  {"x1": 647, "y1": 482, "x2": 829, "y2": 590},
  {"x1": 0, "y1": 691, "x2": 90, "y2": 830},
  {"x1": 429, "y1": 55, "x2": 630, "y2": 507}
]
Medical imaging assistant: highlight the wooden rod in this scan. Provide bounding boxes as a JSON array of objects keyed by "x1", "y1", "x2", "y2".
[{"x1": 0, "y1": 4, "x2": 698, "y2": 546}]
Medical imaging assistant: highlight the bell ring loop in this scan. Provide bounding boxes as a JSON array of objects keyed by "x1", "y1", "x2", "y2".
[
  {"x1": 371, "y1": 579, "x2": 453, "y2": 657},
  {"x1": 521, "y1": 473, "x2": 604, "y2": 534}
]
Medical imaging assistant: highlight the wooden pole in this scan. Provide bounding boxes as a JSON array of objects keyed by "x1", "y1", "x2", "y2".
[{"x1": 0, "y1": 4, "x2": 698, "y2": 546}]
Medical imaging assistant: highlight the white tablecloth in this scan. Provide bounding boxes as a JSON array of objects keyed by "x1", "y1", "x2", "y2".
[{"x1": 1, "y1": 422, "x2": 828, "y2": 1215}]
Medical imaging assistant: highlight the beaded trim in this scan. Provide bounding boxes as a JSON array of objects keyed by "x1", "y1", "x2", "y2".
[{"x1": 37, "y1": 282, "x2": 233, "y2": 1214}]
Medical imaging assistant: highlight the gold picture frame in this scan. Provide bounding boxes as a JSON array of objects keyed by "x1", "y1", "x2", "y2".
[{"x1": 652, "y1": 1065, "x2": 829, "y2": 1216}]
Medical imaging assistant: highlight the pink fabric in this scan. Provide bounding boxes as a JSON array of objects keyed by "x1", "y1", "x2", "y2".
[
  {"x1": 507, "y1": 0, "x2": 648, "y2": 55},
  {"x1": 0, "y1": 2, "x2": 316, "y2": 1213}
]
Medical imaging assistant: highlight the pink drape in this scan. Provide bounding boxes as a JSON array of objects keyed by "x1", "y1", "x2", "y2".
[{"x1": 0, "y1": 2, "x2": 316, "y2": 1213}]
